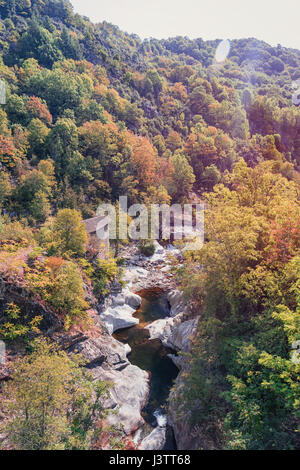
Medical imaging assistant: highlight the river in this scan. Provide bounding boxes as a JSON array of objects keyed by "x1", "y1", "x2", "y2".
[{"x1": 113, "y1": 288, "x2": 179, "y2": 448}]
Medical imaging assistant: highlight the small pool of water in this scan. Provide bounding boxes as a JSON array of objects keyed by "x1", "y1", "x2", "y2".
[
  {"x1": 134, "y1": 288, "x2": 170, "y2": 325},
  {"x1": 113, "y1": 288, "x2": 179, "y2": 428}
]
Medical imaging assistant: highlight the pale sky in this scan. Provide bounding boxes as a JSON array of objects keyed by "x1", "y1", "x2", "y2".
[{"x1": 70, "y1": 0, "x2": 300, "y2": 50}]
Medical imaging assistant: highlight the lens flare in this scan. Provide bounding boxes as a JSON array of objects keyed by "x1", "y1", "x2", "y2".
[{"x1": 215, "y1": 39, "x2": 231, "y2": 63}]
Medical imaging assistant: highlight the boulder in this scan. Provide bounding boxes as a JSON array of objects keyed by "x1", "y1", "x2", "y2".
[
  {"x1": 125, "y1": 292, "x2": 142, "y2": 308},
  {"x1": 67, "y1": 335, "x2": 127, "y2": 369},
  {"x1": 111, "y1": 294, "x2": 126, "y2": 307},
  {"x1": 96, "y1": 363, "x2": 150, "y2": 435},
  {"x1": 146, "y1": 316, "x2": 198, "y2": 353},
  {"x1": 139, "y1": 426, "x2": 167, "y2": 450},
  {"x1": 146, "y1": 318, "x2": 174, "y2": 346},
  {"x1": 101, "y1": 304, "x2": 139, "y2": 335},
  {"x1": 167, "y1": 289, "x2": 185, "y2": 317}
]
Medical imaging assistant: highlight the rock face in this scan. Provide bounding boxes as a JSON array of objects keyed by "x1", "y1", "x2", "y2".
[
  {"x1": 167, "y1": 290, "x2": 185, "y2": 317},
  {"x1": 146, "y1": 289, "x2": 198, "y2": 360},
  {"x1": 67, "y1": 331, "x2": 150, "y2": 436},
  {"x1": 168, "y1": 318, "x2": 199, "y2": 352},
  {"x1": 147, "y1": 316, "x2": 198, "y2": 358},
  {"x1": 168, "y1": 381, "x2": 202, "y2": 450},
  {"x1": 98, "y1": 363, "x2": 149, "y2": 434}
]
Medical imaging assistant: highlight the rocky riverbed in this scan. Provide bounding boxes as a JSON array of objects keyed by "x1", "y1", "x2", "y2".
[{"x1": 91, "y1": 241, "x2": 199, "y2": 450}]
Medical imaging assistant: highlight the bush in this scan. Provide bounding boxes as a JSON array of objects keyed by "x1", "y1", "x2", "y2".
[
  {"x1": 0, "y1": 302, "x2": 42, "y2": 343},
  {"x1": 138, "y1": 240, "x2": 155, "y2": 257},
  {"x1": 93, "y1": 258, "x2": 118, "y2": 296}
]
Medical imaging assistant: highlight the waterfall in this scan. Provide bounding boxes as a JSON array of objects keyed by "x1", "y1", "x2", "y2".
[{"x1": 154, "y1": 409, "x2": 167, "y2": 427}]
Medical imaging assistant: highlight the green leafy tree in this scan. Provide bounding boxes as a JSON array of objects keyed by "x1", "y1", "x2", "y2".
[
  {"x1": 53, "y1": 208, "x2": 88, "y2": 255},
  {"x1": 28, "y1": 118, "x2": 50, "y2": 158},
  {"x1": 0, "y1": 339, "x2": 110, "y2": 450},
  {"x1": 46, "y1": 260, "x2": 89, "y2": 326},
  {"x1": 0, "y1": 170, "x2": 12, "y2": 206},
  {"x1": 167, "y1": 153, "x2": 195, "y2": 203},
  {"x1": 29, "y1": 189, "x2": 51, "y2": 223},
  {"x1": 200, "y1": 164, "x2": 221, "y2": 190},
  {"x1": 16, "y1": 19, "x2": 63, "y2": 67},
  {"x1": 47, "y1": 118, "x2": 79, "y2": 179}
]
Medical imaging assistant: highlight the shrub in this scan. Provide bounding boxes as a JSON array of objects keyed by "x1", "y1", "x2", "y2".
[
  {"x1": 0, "y1": 302, "x2": 42, "y2": 342},
  {"x1": 138, "y1": 240, "x2": 155, "y2": 257},
  {"x1": 93, "y1": 258, "x2": 118, "y2": 296}
]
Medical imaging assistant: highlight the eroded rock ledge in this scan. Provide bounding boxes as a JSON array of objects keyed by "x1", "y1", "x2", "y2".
[
  {"x1": 63, "y1": 325, "x2": 150, "y2": 436},
  {"x1": 146, "y1": 290, "x2": 199, "y2": 368}
]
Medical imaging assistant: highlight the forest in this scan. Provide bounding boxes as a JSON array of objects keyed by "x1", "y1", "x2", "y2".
[{"x1": 0, "y1": 0, "x2": 299, "y2": 451}]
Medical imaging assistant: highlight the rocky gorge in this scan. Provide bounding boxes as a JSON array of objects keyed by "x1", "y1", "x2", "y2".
[
  {"x1": 90, "y1": 241, "x2": 200, "y2": 450},
  {"x1": 0, "y1": 240, "x2": 199, "y2": 450}
]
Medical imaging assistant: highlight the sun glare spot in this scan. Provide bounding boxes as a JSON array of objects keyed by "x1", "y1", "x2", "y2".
[{"x1": 215, "y1": 39, "x2": 231, "y2": 63}]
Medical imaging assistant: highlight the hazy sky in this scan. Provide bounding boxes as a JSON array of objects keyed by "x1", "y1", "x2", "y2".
[{"x1": 70, "y1": 0, "x2": 300, "y2": 50}]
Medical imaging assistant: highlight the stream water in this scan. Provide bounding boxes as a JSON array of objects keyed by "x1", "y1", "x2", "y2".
[{"x1": 113, "y1": 288, "x2": 179, "y2": 447}]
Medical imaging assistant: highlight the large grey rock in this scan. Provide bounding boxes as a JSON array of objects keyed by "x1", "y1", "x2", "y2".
[
  {"x1": 101, "y1": 304, "x2": 139, "y2": 335},
  {"x1": 146, "y1": 317, "x2": 174, "y2": 346},
  {"x1": 167, "y1": 289, "x2": 185, "y2": 317},
  {"x1": 68, "y1": 334, "x2": 149, "y2": 436},
  {"x1": 139, "y1": 426, "x2": 166, "y2": 450},
  {"x1": 146, "y1": 316, "x2": 198, "y2": 354},
  {"x1": 125, "y1": 292, "x2": 142, "y2": 308},
  {"x1": 96, "y1": 363, "x2": 149, "y2": 435},
  {"x1": 68, "y1": 335, "x2": 127, "y2": 368},
  {"x1": 168, "y1": 318, "x2": 198, "y2": 352},
  {"x1": 111, "y1": 294, "x2": 126, "y2": 307}
]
